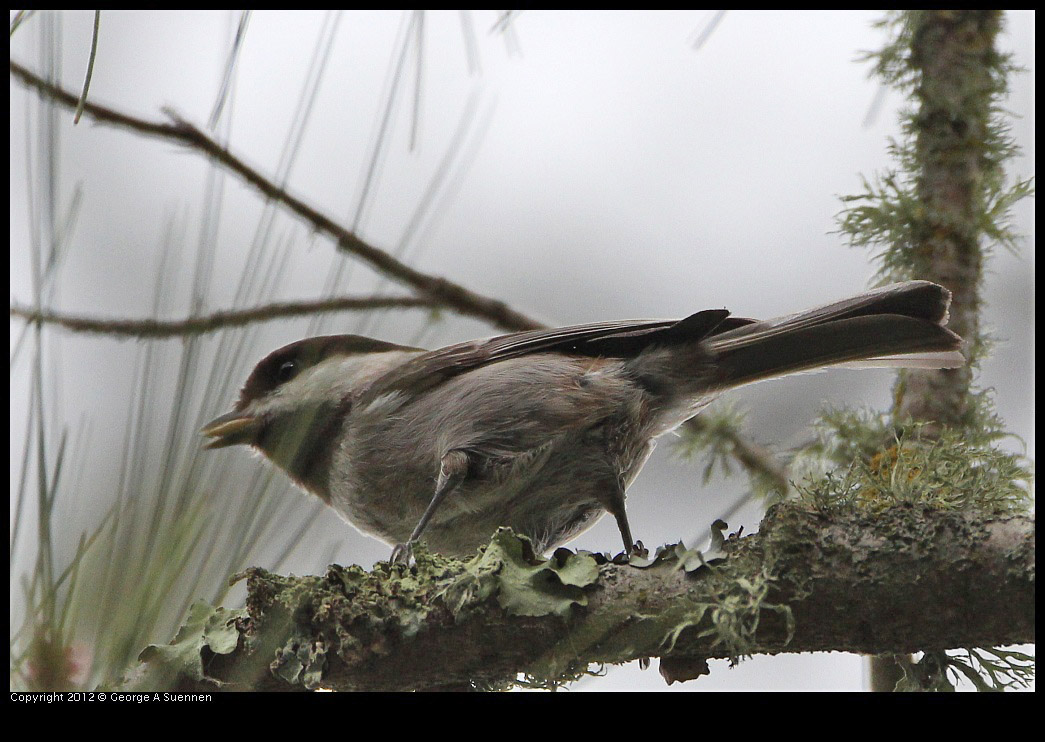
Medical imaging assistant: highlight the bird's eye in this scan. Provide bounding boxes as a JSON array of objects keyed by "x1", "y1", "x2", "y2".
[{"x1": 276, "y1": 360, "x2": 299, "y2": 383}]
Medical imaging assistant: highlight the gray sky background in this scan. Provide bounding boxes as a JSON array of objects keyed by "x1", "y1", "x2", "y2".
[{"x1": 10, "y1": 10, "x2": 1034, "y2": 691}]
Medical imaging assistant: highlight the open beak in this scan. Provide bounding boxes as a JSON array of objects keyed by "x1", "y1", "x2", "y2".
[{"x1": 200, "y1": 411, "x2": 261, "y2": 449}]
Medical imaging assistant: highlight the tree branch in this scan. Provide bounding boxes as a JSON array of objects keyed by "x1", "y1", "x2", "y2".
[
  {"x1": 10, "y1": 295, "x2": 440, "y2": 340},
  {"x1": 127, "y1": 504, "x2": 1034, "y2": 691},
  {"x1": 10, "y1": 60, "x2": 543, "y2": 333}
]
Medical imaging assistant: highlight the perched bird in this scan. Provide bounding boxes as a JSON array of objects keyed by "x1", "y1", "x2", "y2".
[{"x1": 202, "y1": 280, "x2": 963, "y2": 561}]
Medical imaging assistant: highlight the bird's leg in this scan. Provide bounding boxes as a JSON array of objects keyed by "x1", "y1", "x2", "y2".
[
  {"x1": 390, "y1": 449, "x2": 470, "y2": 565},
  {"x1": 599, "y1": 475, "x2": 642, "y2": 557}
]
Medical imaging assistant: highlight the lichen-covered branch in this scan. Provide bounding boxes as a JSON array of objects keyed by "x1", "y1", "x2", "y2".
[{"x1": 125, "y1": 504, "x2": 1034, "y2": 691}]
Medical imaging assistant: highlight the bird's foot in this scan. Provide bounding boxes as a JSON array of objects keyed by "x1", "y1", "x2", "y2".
[
  {"x1": 611, "y1": 540, "x2": 648, "y2": 564},
  {"x1": 390, "y1": 542, "x2": 414, "y2": 566}
]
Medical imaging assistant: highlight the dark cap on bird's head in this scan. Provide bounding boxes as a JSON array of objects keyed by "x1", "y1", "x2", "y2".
[
  {"x1": 235, "y1": 335, "x2": 421, "y2": 411},
  {"x1": 200, "y1": 334, "x2": 420, "y2": 449}
]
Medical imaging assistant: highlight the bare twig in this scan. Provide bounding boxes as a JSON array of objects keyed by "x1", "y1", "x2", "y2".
[
  {"x1": 9, "y1": 59, "x2": 543, "y2": 333},
  {"x1": 490, "y1": 10, "x2": 521, "y2": 35},
  {"x1": 10, "y1": 295, "x2": 440, "y2": 340},
  {"x1": 492, "y1": 11, "x2": 523, "y2": 56},
  {"x1": 208, "y1": 10, "x2": 251, "y2": 129},
  {"x1": 458, "y1": 10, "x2": 482, "y2": 75},
  {"x1": 410, "y1": 10, "x2": 424, "y2": 152},
  {"x1": 683, "y1": 416, "x2": 791, "y2": 496},
  {"x1": 73, "y1": 11, "x2": 101, "y2": 124},
  {"x1": 691, "y1": 10, "x2": 727, "y2": 51},
  {"x1": 9, "y1": 10, "x2": 36, "y2": 36}
]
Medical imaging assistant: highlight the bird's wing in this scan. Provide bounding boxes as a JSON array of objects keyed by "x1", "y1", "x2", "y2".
[{"x1": 361, "y1": 311, "x2": 754, "y2": 402}]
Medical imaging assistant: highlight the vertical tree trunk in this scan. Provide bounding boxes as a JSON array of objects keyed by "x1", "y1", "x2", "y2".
[
  {"x1": 894, "y1": 9, "x2": 1000, "y2": 428},
  {"x1": 874, "y1": 9, "x2": 1003, "y2": 692}
]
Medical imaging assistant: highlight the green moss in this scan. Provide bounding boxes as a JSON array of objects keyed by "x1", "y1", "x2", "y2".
[{"x1": 794, "y1": 408, "x2": 1031, "y2": 517}]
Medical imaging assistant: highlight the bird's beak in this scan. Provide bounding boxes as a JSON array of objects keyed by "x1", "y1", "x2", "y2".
[{"x1": 200, "y1": 411, "x2": 260, "y2": 449}]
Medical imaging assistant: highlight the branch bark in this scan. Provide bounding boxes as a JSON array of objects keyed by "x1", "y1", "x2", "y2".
[
  {"x1": 129, "y1": 504, "x2": 1034, "y2": 691},
  {"x1": 10, "y1": 295, "x2": 439, "y2": 339}
]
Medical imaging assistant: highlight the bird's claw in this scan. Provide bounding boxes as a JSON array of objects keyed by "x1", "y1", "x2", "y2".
[
  {"x1": 390, "y1": 542, "x2": 413, "y2": 566},
  {"x1": 610, "y1": 541, "x2": 648, "y2": 565}
]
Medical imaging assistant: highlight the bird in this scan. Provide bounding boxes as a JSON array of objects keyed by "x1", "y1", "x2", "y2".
[{"x1": 202, "y1": 280, "x2": 963, "y2": 562}]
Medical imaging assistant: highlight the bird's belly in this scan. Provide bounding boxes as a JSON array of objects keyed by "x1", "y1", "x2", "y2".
[
  {"x1": 421, "y1": 477, "x2": 606, "y2": 557},
  {"x1": 326, "y1": 458, "x2": 432, "y2": 546},
  {"x1": 328, "y1": 417, "x2": 656, "y2": 558}
]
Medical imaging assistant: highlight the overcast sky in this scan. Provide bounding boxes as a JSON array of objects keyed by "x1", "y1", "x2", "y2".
[{"x1": 10, "y1": 10, "x2": 1034, "y2": 691}]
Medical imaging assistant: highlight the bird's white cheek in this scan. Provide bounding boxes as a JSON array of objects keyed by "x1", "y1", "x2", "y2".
[
  {"x1": 280, "y1": 360, "x2": 352, "y2": 406},
  {"x1": 282, "y1": 351, "x2": 418, "y2": 407}
]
